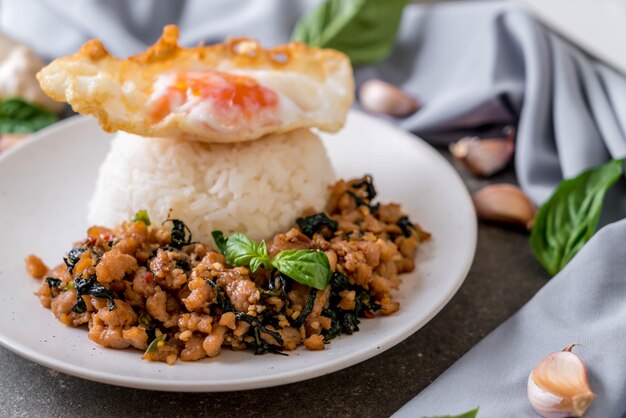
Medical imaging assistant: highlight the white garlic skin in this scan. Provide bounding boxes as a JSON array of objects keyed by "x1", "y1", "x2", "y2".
[
  {"x1": 528, "y1": 375, "x2": 573, "y2": 418},
  {"x1": 527, "y1": 346, "x2": 596, "y2": 418},
  {"x1": 359, "y1": 79, "x2": 419, "y2": 117}
]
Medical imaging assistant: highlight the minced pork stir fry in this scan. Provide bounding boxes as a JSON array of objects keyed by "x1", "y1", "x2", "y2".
[{"x1": 25, "y1": 176, "x2": 430, "y2": 365}]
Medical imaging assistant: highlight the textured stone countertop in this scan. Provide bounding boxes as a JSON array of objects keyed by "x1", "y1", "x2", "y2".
[{"x1": 0, "y1": 151, "x2": 549, "y2": 418}]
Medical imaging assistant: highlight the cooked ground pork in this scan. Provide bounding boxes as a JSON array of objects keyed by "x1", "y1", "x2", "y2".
[{"x1": 25, "y1": 176, "x2": 429, "y2": 364}]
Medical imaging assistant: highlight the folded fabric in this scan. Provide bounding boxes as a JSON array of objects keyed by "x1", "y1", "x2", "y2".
[{"x1": 393, "y1": 218, "x2": 626, "y2": 417}]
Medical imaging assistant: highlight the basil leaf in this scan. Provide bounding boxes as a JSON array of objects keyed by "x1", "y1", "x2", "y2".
[
  {"x1": 249, "y1": 257, "x2": 264, "y2": 274},
  {"x1": 423, "y1": 407, "x2": 479, "y2": 418},
  {"x1": 215, "y1": 231, "x2": 331, "y2": 282},
  {"x1": 296, "y1": 212, "x2": 338, "y2": 238},
  {"x1": 225, "y1": 232, "x2": 257, "y2": 265},
  {"x1": 166, "y1": 219, "x2": 193, "y2": 249},
  {"x1": 292, "y1": 288, "x2": 317, "y2": 328},
  {"x1": 251, "y1": 241, "x2": 270, "y2": 273},
  {"x1": 145, "y1": 334, "x2": 166, "y2": 354},
  {"x1": 212, "y1": 230, "x2": 228, "y2": 254},
  {"x1": 0, "y1": 98, "x2": 58, "y2": 134},
  {"x1": 45, "y1": 277, "x2": 62, "y2": 289},
  {"x1": 71, "y1": 274, "x2": 116, "y2": 312},
  {"x1": 62, "y1": 281, "x2": 75, "y2": 291},
  {"x1": 137, "y1": 312, "x2": 154, "y2": 330},
  {"x1": 272, "y1": 250, "x2": 331, "y2": 290},
  {"x1": 223, "y1": 232, "x2": 271, "y2": 271},
  {"x1": 530, "y1": 158, "x2": 624, "y2": 276},
  {"x1": 292, "y1": 0, "x2": 408, "y2": 65},
  {"x1": 132, "y1": 209, "x2": 151, "y2": 226}
]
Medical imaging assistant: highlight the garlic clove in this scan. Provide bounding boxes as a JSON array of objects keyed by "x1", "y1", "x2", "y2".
[
  {"x1": 0, "y1": 45, "x2": 65, "y2": 113},
  {"x1": 528, "y1": 344, "x2": 596, "y2": 418},
  {"x1": 473, "y1": 184, "x2": 535, "y2": 229},
  {"x1": 449, "y1": 129, "x2": 515, "y2": 177},
  {"x1": 359, "y1": 79, "x2": 420, "y2": 117}
]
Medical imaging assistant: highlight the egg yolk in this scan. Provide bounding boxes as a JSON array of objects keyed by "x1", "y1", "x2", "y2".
[{"x1": 149, "y1": 70, "x2": 279, "y2": 123}]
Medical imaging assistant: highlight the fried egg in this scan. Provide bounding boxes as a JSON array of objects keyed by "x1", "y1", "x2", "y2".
[{"x1": 36, "y1": 25, "x2": 354, "y2": 143}]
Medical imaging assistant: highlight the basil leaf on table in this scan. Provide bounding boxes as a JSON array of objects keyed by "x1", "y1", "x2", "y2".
[
  {"x1": 0, "y1": 97, "x2": 58, "y2": 134},
  {"x1": 423, "y1": 407, "x2": 479, "y2": 418},
  {"x1": 292, "y1": 0, "x2": 409, "y2": 65},
  {"x1": 530, "y1": 158, "x2": 624, "y2": 276},
  {"x1": 271, "y1": 249, "x2": 331, "y2": 290}
]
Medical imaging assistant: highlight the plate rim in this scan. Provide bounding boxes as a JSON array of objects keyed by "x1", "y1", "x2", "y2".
[{"x1": 0, "y1": 111, "x2": 477, "y2": 392}]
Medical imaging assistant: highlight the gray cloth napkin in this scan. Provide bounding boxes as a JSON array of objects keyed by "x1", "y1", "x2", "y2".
[
  {"x1": 393, "y1": 219, "x2": 626, "y2": 417},
  {"x1": 2, "y1": 0, "x2": 626, "y2": 416}
]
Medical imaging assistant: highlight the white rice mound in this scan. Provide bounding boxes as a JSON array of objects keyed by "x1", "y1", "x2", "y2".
[{"x1": 88, "y1": 129, "x2": 336, "y2": 242}]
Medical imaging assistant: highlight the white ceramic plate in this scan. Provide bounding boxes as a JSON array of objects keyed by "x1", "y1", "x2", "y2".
[{"x1": 0, "y1": 110, "x2": 476, "y2": 392}]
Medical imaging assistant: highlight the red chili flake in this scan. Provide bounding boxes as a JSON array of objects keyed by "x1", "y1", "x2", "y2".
[
  {"x1": 144, "y1": 272, "x2": 154, "y2": 284},
  {"x1": 364, "y1": 310, "x2": 375, "y2": 319}
]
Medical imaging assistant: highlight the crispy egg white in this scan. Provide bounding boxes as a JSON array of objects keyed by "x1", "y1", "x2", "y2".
[{"x1": 36, "y1": 25, "x2": 354, "y2": 143}]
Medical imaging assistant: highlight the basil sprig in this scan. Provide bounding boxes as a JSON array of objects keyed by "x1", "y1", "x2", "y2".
[
  {"x1": 292, "y1": 0, "x2": 409, "y2": 65},
  {"x1": 530, "y1": 158, "x2": 624, "y2": 276},
  {"x1": 212, "y1": 231, "x2": 331, "y2": 290},
  {"x1": 0, "y1": 97, "x2": 58, "y2": 134}
]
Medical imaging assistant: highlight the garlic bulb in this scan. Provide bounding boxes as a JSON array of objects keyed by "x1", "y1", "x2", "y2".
[
  {"x1": 449, "y1": 128, "x2": 515, "y2": 177},
  {"x1": 472, "y1": 184, "x2": 535, "y2": 229},
  {"x1": 359, "y1": 79, "x2": 420, "y2": 117},
  {"x1": 528, "y1": 344, "x2": 596, "y2": 418}
]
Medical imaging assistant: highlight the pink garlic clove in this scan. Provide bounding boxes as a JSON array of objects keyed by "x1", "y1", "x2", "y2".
[
  {"x1": 449, "y1": 128, "x2": 515, "y2": 177},
  {"x1": 528, "y1": 344, "x2": 596, "y2": 418},
  {"x1": 359, "y1": 79, "x2": 420, "y2": 117},
  {"x1": 473, "y1": 184, "x2": 535, "y2": 229}
]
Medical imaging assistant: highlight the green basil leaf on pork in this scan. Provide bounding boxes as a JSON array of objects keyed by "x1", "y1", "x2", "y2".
[
  {"x1": 222, "y1": 232, "x2": 272, "y2": 271},
  {"x1": 271, "y1": 249, "x2": 331, "y2": 290}
]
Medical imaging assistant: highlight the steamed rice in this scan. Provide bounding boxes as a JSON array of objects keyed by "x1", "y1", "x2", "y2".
[{"x1": 88, "y1": 129, "x2": 335, "y2": 242}]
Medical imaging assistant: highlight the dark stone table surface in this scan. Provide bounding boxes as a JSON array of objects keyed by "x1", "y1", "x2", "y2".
[{"x1": 0, "y1": 150, "x2": 549, "y2": 418}]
